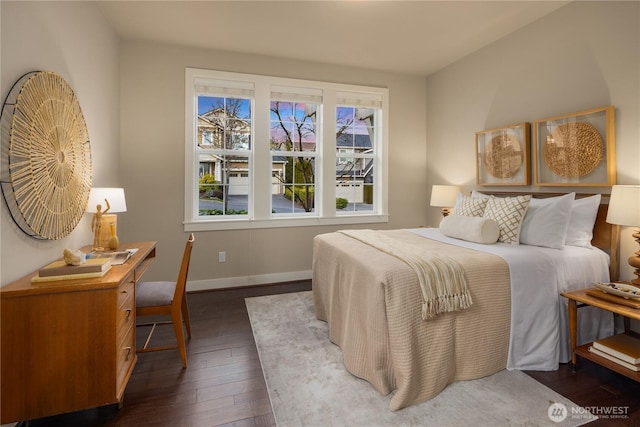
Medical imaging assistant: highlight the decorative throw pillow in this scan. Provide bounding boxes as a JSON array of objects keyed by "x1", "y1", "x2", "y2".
[
  {"x1": 453, "y1": 195, "x2": 488, "y2": 217},
  {"x1": 519, "y1": 193, "x2": 575, "y2": 249},
  {"x1": 565, "y1": 194, "x2": 601, "y2": 248},
  {"x1": 483, "y1": 195, "x2": 532, "y2": 244},
  {"x1": 439, "y1": 215, "x2": 499, "y2": 244}
]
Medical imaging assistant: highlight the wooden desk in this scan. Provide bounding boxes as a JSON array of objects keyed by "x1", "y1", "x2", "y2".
[
  {"x1": 1, "y1": 241, "x2": 156, "y2": 424},
  {"x1": 561, "y1": 287, "x2": 640, "y2": 383}
]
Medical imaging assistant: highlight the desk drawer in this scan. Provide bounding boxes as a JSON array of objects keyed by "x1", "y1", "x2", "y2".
[
  {"x1": 116, "y1": 290, "x2": 134, "y2": 345},
  {"x1": 117, "y1": 279, "x2": 135, "y2": 308},
  {"x1": 116, "y1": 324, "x2": 135, "y2": 388}
]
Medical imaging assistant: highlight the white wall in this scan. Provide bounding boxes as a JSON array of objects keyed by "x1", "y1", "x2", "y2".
[
  {"x1": 0, "y1": 1, "x2": 120, "y2": 285},
  {"x1": 119, "y1": 42, "x2": 427, "y2": 287},
  {"x1": 426, "y1": 1, "x2": 640, "y2": 282}
]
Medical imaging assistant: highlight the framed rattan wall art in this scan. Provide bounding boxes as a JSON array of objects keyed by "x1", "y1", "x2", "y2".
[
  {"x1": 533, "y1": 106, "x2": 615, "y2": 187},
  {"x1": 0, "y1": 71, "x2": 92, "y2": 239},
  {"x1": 475, "y1": 122, "x2": 530, "y2": 186}
]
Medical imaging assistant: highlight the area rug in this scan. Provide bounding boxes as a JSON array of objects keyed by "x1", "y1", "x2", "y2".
[{"x1": 246, "y1": 291, "x2": 596, "y2": 427}]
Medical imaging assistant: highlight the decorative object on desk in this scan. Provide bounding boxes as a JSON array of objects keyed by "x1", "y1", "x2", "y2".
[
  {"x1": 606, "y1": 184, "x2": 640, "y2": 286},
  {"x1": 63, "y1": 248, "x2": 86, "y2": 266},
  {"x1": 594, "y1": 282, "x2": 640, "y2": 300},
  {"x1": 108, "y1": 223, "x2": 119, "y2": 250},
  {"x1": 0, "y1": 71, "x2": 92, "y2": 240},
  {"x1": 533, "y1": 106, "x2": 615, "y2": 186},
  {"x1": 475, "y1": 122, "x2": 530, "y2": 186},
  {"x1": 429, "y1": 185, "x2": 460, "y2": 217},
  {"x1": 86, "y1": 187, "x2": 127, "y2": 251}
]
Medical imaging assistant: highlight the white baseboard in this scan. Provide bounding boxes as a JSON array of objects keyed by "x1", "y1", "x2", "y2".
[{"x1": 186, "y1": 270, "x2": 312, "y2": 292}]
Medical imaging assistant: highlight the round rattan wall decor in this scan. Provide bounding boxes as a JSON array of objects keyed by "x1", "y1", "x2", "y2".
[
  {"x1": 1, "y1": 71, "x2": 92, "y2": 240},
  {"x1": 483, "y1": 133, "x2": 523, "y2": 179},
  {"x1": 543, "y1": 122, "x2": 603, "y2": 178}
]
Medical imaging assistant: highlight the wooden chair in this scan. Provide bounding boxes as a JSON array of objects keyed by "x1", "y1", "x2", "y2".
[{"x1": 136, "y1": 233, "x2": 194, "y2": 368}]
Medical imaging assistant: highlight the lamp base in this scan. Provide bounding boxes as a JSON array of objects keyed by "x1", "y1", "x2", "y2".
[{"x1": 95, "y1": 214, "x2": 117, "y2": 251}]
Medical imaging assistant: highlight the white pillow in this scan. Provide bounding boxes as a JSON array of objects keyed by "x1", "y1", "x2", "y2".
[
  {"x1": 482, "y1": 195, "x2": 531, "y2": 244},
  {"x1": 439, "y1": 215, "x2": 499, "y2": 244},
  {"x1": 471, "y1": 190, "x2": 490, "y2": 199},
  {"x1": 520, "y1": 193, "x2": 575, "y2": 249},
  {"x1": 453, "y1": 195, "x2": 488, "y2": 217},
  {"x1": 565, "y1": 194, "x2": 601, "y2": 248}
]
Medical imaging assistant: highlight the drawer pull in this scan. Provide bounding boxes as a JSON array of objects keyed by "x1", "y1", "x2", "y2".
[
  {"x1": 125, "y1": 309, "x2": 132, "y2": 320},
  {"x1": 124, "y1": 347, "x2": 132, "y2": 361}
]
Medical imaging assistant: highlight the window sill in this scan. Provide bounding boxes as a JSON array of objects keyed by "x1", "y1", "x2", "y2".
[{"x1": 184, "y1": 214, "x2": 389, "y2": 231}]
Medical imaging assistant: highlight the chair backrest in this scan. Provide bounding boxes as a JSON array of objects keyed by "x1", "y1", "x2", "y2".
[{"x1": 172, "y1": 233, "x2": 195, "y2": 308}]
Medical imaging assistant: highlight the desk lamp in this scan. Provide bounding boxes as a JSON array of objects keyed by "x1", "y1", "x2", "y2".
[
  {"x1": 430, "y1": 185, "x2": 461, "y2": 217},
  {"x1": 606, "y1": 185, "x2": 640, "y2": 286},
  {"x1": 87, "y1": 188, "x2": 127, "y2": 251}
]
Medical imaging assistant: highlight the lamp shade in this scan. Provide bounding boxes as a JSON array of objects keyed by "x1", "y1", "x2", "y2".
[
  {"x1": 86, "y1": 188, "x2": 127, "y2": 213},
  {"x1": 430, "y1": 185, "x2": 461, "y2": 208},
  {"x1": 606, "y1": 185, "x2": 640, "y2": 226}
]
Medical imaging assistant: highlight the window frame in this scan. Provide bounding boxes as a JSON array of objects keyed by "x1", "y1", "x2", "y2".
[{"x1": 185, "y1": 68, "x2": 389, "y2": 231}]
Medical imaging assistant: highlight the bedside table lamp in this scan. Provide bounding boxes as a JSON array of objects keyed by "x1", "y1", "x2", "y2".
[
  {"x1": 430, "y1": 185, "x2": 460, "y2": 217},
  {"x1": 87, "y1": 188, "x2": 127, "y2": 251},
  {"x1": 606, "y1": 185, "x2": 640, "y2": 286}
]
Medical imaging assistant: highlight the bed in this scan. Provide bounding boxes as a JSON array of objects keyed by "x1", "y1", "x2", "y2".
[{"x1": 312, "y1": 192, "x2": 618, "y2": 411}]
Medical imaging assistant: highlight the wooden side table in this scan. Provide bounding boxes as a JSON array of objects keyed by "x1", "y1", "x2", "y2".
[{"x1": 561, "y1": 288, "x2": 640, "y2": 382}]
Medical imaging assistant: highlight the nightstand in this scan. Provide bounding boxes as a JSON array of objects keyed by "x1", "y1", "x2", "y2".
[{"x1": 561, "y1": 288, "x2": 640, "y2": 382}]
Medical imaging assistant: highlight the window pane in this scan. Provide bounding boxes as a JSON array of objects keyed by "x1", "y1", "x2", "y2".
[
  {"x1": 336, "y1": 163, "x2": 374, "y2": 213},
  {"x1": 270, "y1": 100, "x2": 317, "y2": 152},
  {"x1": 335, "y1": 105, "x2": 377, "y2": 214},
  {"x1": 336, "y1": 106, "x2": 375, "y2": 153},
  {"x1": 198, "y1": 96, "x2": 251, "y2": 150},
  {"x1": 272, "y1": 155, "x2": 315, "y2": 214},
  {"x1": 198, "y1": 154, "x2": 249, "y2": 216}
]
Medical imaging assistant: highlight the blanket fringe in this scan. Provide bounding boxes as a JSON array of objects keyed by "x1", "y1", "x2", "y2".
[{"x1": 421, "y1": 293, "x2": 474, "y2": 320}]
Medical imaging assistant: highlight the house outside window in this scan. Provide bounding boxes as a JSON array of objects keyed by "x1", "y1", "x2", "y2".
[{"x1": 185, "y1": 68, "x2": 388, "y2": 231}]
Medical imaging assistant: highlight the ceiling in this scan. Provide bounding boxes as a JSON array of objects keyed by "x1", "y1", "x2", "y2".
[{"x1": 96, "y1": 0, "x2": 569, "y2": 76}]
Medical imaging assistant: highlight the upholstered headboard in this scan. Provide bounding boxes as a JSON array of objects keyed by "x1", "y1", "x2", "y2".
[{"x1": 477, "y1": 191, "x2": 618, "y2": 281}]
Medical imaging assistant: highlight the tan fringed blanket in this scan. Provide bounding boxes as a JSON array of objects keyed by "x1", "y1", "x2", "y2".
[
  {"x1": 313, "y1": 230, "x2": 511, "y2": 411},
  {"x1": 338, "y1": 230, "x2": 472, "y2": 320}
]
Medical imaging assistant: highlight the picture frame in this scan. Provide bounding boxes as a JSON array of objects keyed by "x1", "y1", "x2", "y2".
[
  {"x1": 533, "y1": 106, "x2": 615, "y2": 187},
  {"x1": 475, "y1": 122, "x2": 530, "y2": 186}
]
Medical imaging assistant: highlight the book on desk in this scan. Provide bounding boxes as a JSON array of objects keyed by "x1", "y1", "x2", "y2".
[
  {"x1": 31, "y1": 258, "x2": 112, "y2": 284},
  {"x1": 37, "y1": 258, "x2": 112, "y2": 277}
]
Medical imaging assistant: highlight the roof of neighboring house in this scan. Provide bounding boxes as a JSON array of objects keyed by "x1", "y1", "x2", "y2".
[{"x1": 336, "y1": 133, "x2": 371, "y2": 149}]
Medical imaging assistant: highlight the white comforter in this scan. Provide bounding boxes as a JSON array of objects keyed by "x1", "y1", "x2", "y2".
[{"x1": 409, "y1": 228, "x2": 614, "y2": 371}]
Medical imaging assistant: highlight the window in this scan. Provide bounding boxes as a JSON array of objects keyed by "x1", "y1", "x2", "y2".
[
  {"x1": 335, "y1": 103, "x2": 377, "y2": 213},
  {"x1": 185, "y1": 68, "x2": 388, "y2": 230},
  {"x1": 196, "y1": 94, "x2": 252, "y2": 216}
]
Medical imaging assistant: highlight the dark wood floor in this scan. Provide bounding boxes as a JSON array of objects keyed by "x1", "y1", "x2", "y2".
[{"x1": 21, "y1": 281, "x2": 640, "y2": 426}]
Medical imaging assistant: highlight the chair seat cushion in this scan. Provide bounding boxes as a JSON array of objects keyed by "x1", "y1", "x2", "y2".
[{"x1": 136, "y1": 281, "x2": 176, "y2": 307}]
